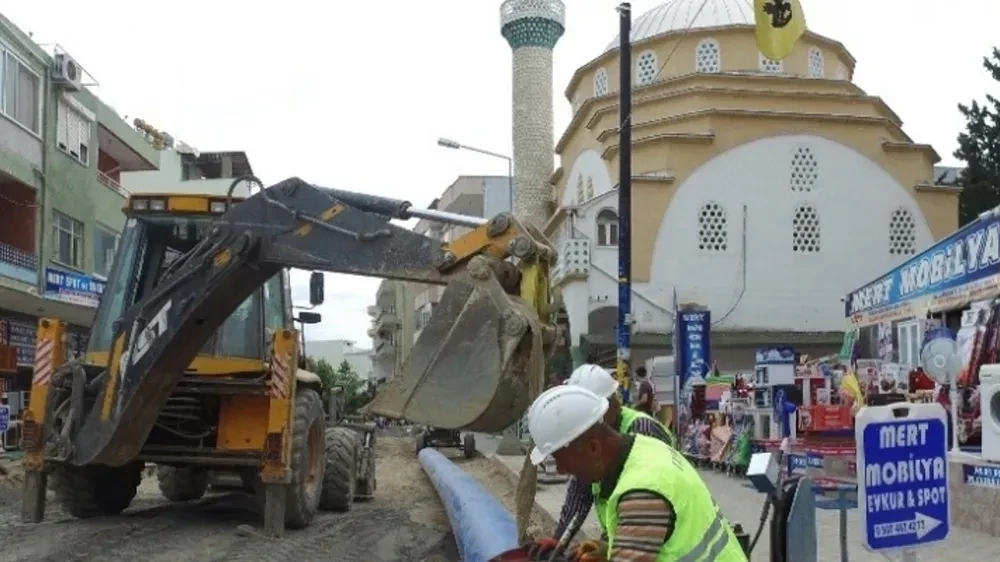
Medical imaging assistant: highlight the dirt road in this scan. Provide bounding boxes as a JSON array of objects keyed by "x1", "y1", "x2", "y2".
[{"x1": 0, "y1": 437, "x2": 478, "y2": 562}]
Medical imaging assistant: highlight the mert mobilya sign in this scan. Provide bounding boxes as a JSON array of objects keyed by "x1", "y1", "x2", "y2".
[{"x1": 846, "y1": 210, "x2": 1000, "y2": 326}]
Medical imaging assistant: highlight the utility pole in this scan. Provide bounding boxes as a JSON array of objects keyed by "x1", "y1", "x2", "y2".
[{"x1": 616, "y1": 2, "x2": 633, "y2": 403}]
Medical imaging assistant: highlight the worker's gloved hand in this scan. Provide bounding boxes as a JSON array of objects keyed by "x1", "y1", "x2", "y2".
[
  {"x1": 526, "y1": 536, "x2": 560, "y2": 558},
  {"x1": 569, "y1": 540, "x2": 605, "y2": 562}
]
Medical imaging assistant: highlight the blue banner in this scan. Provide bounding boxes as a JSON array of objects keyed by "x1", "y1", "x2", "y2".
[
  {"x1": 44, "y1": 267, "x2": 106, "y2": 308},
  {"x1": 846, "y1": 212, "x2": 1000, "y2": 319},
  {"x1": 675, "y1": 310, "x2": 710, "y2": 392},
  {"x1": 963, "y1": 464, "x2": 1000, "y2": 489}
]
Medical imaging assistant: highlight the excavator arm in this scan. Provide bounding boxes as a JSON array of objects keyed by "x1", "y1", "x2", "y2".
[{"x1": 48, "y1": 177, "x2": 553, "y2": 467}]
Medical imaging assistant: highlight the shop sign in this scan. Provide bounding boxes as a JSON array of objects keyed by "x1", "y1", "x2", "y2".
[
  {"x1": 963, "y1": 464, "x2": 1000, "y2": 489},
  {"x1": 846, "y1": 213, "x2": 1000, "y2": 326},
  {"x1": 674, "y1": 310, "x2": 710, "y2": 391},
  {"x1": 44, "y1": 267, "x2": 106, "y2": 308},
  {"x1": 1, "y1": 318, "x2": 37, "y2": 366}
]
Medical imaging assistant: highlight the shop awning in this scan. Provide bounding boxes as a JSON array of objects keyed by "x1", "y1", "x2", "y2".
[{"x1": 845, "y1": 207, "x2": 1000, "y2": 327}]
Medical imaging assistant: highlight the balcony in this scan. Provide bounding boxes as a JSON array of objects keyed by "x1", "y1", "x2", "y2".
[
  {"x1": 0, "y1": 242, "x2": 37, "y2": 285},
  {"x1": 374, "y1": 340, "x2": 396, "y2": 358},
  {"x1": 94, "y1": 98, "x2": 159, "y2": 173},
  {"x1": 96, "y1": 150, "x2": 129, "y2": 198},
  {"x1": 0, "y1": 177, "x2": 37, "y2": 286},
  {"x1": 367, "y1": 305, "x2": 379, "y2": 317},
  {"x1": 374, "y1": 310, "x2": 399, "y2": 331}
]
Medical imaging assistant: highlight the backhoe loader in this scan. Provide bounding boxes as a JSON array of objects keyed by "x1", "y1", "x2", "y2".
[{"x1": 19, "y1": 176, "x2": 554, "y2": 537}]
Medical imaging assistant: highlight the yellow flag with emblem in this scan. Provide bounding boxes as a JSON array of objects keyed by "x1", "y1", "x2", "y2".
[{"x1": 754, "y1": 0, "x2": 807, "y2": 61}]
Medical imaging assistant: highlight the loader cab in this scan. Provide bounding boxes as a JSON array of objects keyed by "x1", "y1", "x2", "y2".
[{"x1": 85, "y1": 193, "x2": 322, "y2": 372}]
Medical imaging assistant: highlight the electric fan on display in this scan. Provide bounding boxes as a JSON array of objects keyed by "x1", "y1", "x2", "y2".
[
  {"x1": 773, "y1": 389, "x2": 797, "y2": 438},
  {"x1": 920, "y1": 327, "x2": 963, "y2": 450},
  {"x1": 921, "y1": 327, "x2": 962, "y2": 385}
]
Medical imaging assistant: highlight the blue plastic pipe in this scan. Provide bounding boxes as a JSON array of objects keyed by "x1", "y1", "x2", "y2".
[{"x1": 418, "y1": 448, "x2": 519, "y2": 562}]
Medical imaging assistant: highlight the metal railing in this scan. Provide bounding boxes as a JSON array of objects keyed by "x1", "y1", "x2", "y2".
[
  {"x1": 97, "y1": 170, "x2": 129, "y2": 197},
  {"x1": 0, "y1": 241, "x2": 37, "y2": 270}
]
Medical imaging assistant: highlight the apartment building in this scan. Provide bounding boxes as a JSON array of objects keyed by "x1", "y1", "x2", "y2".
[
  {"x1": 305, "y1": 339, "x2": 373, "y2": 384},
  {"x1": 368, "y1": 279, "x2": 415, "y2": 387},
  {"x1": 121, "y1": 127, "x2": 256, "y2": 197},
  {"x1": 411, "y1": 175, "x2": 511, "y2": 341},
  {"x1": 364, "y1": 175, "x2": 511, "y2": 386},
  {"x1": 0, "y1": 13, "x2": 160, "y2": 427}
]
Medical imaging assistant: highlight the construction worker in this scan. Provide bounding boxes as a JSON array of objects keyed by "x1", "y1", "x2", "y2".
[
  {"x1": 529, "y1": 364, "x2": 676, "y2": 557},
  {"x1": 526, "y1": 385, "x2": 748, "y2": 562}
]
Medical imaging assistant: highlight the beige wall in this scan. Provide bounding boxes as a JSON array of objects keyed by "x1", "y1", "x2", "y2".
[{"x1": 553, "y1": 40, "x2": 957, "y2": 284}]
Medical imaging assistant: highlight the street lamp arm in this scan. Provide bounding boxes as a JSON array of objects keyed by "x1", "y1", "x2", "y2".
[{"x1": 460, "y1": 145, "x2": 512, "y2": 162}]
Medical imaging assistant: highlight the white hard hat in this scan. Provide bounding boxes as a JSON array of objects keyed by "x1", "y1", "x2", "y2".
[
  {"x1": 527, "y1": 385, "x2": 609, "y2": 465},
  {"x1": 567, "y1": 363, "x2": 619, "y2": 399}
]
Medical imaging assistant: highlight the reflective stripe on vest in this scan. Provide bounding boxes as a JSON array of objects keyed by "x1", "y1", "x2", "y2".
[{"x1": 601, "y1": 435, "x2": 748, "y2": 562}]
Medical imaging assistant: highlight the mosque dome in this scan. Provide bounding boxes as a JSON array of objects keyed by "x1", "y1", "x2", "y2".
[{"x1": 606, "y1": 0, "x2": 755, "y2": 51}]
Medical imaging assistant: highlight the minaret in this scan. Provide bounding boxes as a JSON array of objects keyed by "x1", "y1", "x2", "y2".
[{"x1": 500, "y1": 0, "x2": 565, "y2": 230}]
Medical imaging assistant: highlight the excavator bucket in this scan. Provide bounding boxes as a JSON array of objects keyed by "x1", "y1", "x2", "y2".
[{"x1": 368, "y1": 256, "x2": 545, "y2": 433}]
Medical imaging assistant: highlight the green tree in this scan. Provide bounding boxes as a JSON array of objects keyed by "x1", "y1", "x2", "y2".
[{"x1": 955, "y1": 47, "x2": 1000, "y2": 225}]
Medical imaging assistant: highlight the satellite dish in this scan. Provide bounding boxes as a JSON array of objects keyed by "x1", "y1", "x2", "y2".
[{"x1": 920, "y1": 327, "x2": 962, "y2": 385}]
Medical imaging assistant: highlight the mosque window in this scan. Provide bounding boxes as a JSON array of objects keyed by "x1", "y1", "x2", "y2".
[
  {"x1": 698, "y1": 202, "x2": 728, "y2": 252},
  {"x1": 808, "y1": 47, "x2": 825, "y2": 78},
  {"x1": 585, "y1": 177, "x2": 594, "y2": 200},
  {"x1": 792, "y1": 205, "x2": 821, "y2": 254},
  {"x1": 889, "y1": 208, "x2": 917, "y2": 256},
  {"x1": 789, "y1": 146, "x2": 819, "y2": 192},
  {"x1": 636, "y1": 50, "x2": 659, "y2": 86},
  {"x1": 594, "y1": 68, "x2": 609, "y2": 97},
  {"x1": 759, "y1": 52, "x2": 783, "y2": 74},
  {"x1": 695, "y1": 39, "x2": 721, "y2": 73},
  {"x1": 575, "y1": 176, "x2": 585, "y2": 204},
  {"x1": 596, "y1": 209, "x2": 619, "y2": 247}
]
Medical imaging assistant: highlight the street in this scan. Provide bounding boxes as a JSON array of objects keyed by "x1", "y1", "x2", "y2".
[{"x1": 0, "y1": 437, "x2": 474, "y2": 562}]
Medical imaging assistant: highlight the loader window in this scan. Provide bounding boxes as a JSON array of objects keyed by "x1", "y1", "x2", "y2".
[
  {"x1": 88, "y1": 218, "x2": 146, "y2": 352},
  {"x1": 87, "y1": 214, "x2": 263, "y2": 359}
]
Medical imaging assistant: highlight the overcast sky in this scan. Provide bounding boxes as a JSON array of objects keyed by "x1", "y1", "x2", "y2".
[{"x1": 4, "y1": 0, "x2": 998, "y2": 346}]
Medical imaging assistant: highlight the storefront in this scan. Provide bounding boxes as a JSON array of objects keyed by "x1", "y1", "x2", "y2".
[
  {"x1": 846, "y1": 209, "x2": 1000, "y2": 538},
  {"x1": 846, "y1": 208, "x2": 1000, "y2": 376},
  {"x1": 0, "y1": 266, "x2": 101, "y2": 449}
]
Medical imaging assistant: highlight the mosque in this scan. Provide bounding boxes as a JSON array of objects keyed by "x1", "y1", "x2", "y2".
[{"x1": 543, "y1": 0, "x2": 960, "y2": 370}]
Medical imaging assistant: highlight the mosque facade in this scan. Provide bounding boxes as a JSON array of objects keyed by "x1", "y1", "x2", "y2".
[{"x1": 545, "y1": 0, "x2": 959, "y2": 370}]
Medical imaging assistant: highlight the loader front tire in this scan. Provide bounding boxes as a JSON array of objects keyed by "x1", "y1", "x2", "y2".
[
  {"x1": 320, "y1": 426, "x2": 358, "y2": 510},
  {"x1": 51, "y1": 461, "x2": 143, "y2": 519},
  {"x1": 156, "y1": 465, "x2": 209, "y2": 502},
  {"x1": 283, "y1": 388, "x2": 326, "y2": 529}
]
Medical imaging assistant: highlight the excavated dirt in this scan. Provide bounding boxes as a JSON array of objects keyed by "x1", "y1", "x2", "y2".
[
  {"x1": 0, "y1": 436, "x2": 553, "y2": 561},
  {"x1": 0, "y1": 437, "x2": 460, "y2": 562}
]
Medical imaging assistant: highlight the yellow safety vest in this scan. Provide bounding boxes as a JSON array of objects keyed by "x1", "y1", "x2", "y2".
[
  {"x1": 601, "y1": 435, "x2": 748, "y2": 562},
  {"x1": 592, "y1": 408, "x2": 676, "y2": 531}
]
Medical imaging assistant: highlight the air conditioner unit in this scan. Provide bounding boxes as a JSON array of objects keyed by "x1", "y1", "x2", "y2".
[{"x1": 52, "y1": 53, "x2": 83, "y2": 91}]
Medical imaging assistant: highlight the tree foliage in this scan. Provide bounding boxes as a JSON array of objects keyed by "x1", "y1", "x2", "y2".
[
  {"x1": 955, "y1": 47, "x2": 1000, "y2": 225},
  {"x1": 305, "y1": 357, "x2": 373, "y2": 415}
]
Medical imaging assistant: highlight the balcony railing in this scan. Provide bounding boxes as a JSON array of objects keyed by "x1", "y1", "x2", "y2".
[
  {"x1": 0, "y1": 242, "x2": 37, "y2": 284},
  {"x1": 97, "y1": 170, "x2": 129, "y2": 197}
]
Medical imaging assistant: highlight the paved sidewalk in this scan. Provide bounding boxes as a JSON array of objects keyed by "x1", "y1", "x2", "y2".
[{"x1": 489, "y1": 454, "x2": 1000, "y2": 561}]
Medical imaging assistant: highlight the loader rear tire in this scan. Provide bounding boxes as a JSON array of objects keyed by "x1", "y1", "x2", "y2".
[
  {"x1": 156, "y1": 465, "x2": 209, "y2": 502},
  {"x1": 51, "y1": 461, "x2": 143, "y2": 519},
  {"x1": 283, "y1": 388, "x2": 326, "y2": 529},
  {"x1": 320, "y1": 426, "x2": 358, "y2": 511}
]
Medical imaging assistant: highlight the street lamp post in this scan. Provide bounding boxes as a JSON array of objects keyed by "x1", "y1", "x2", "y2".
[{"x1": 436, "y1": 137, "x2": 514, "y2": 214}]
